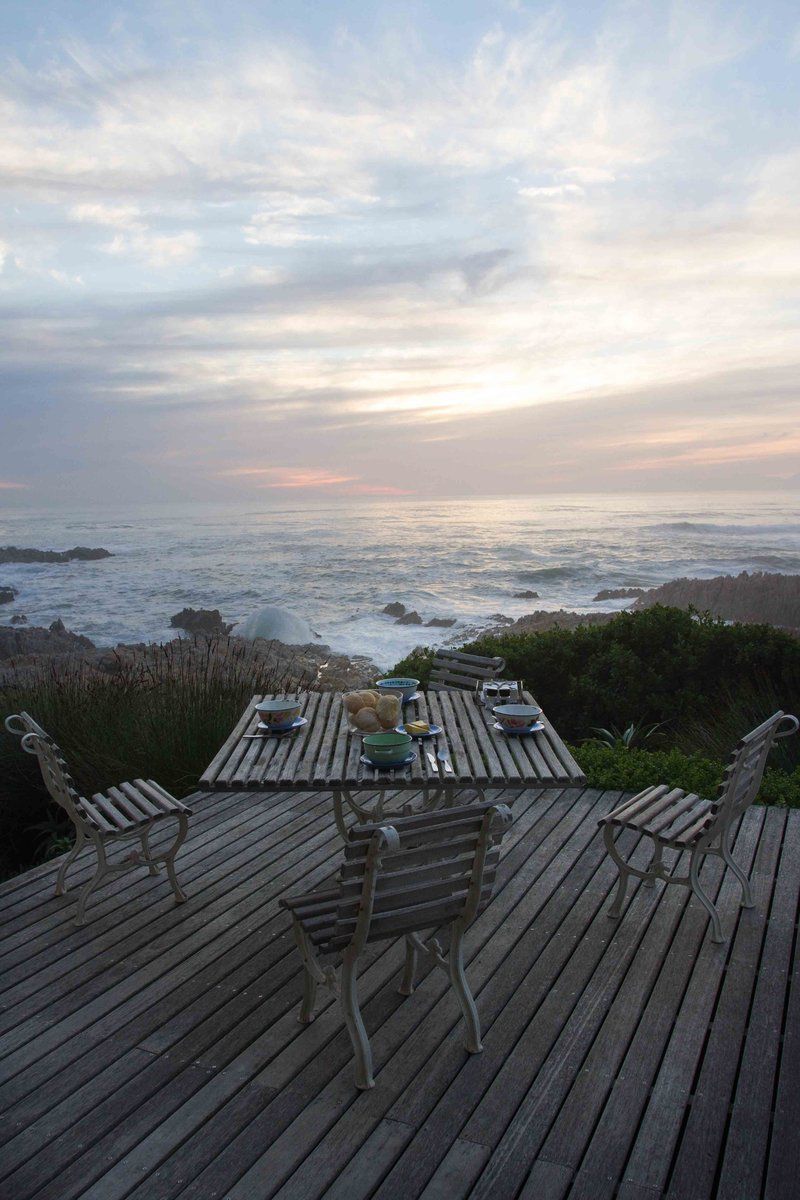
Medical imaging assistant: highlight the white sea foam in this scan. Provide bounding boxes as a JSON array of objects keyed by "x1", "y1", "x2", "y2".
[{"x1": 1, "y1": 491, "x2": 798, "y2": 669}]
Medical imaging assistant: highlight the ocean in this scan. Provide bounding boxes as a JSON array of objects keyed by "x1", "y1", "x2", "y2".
[{"x1": 1, "y1": 492, "x2": 798, "y2": 670}]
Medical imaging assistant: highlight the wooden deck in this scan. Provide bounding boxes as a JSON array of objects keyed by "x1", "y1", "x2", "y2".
[{"x1": 0, "y1": 785, "x2": 797, "y2": 1200}]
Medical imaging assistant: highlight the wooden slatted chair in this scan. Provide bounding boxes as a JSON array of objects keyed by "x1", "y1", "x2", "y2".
[
  {"x1": 599, "y1": 711, "x2": 798, "y2": 942},
  {"x1": 280, "y1": 799, "x2": 513, "y2": 1088},
  {"x1": 428, "y1": 648, "x2": 506, "y2": 693},
  {"x1": 5, "y1": 712, "x2": 192, "y2": 925}
]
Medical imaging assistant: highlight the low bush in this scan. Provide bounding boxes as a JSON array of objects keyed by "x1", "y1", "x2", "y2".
[
  {"x1": 0, "y1": 639, "x2": 310, "y2": 878},
  {"x1": 572, "y1": 742, "x2": 800, "y2": 808},
  {"x1": 392, "y1": 606, "x2": 800, "y2": 766}
]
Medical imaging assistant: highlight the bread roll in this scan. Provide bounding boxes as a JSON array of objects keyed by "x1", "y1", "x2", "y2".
[
  {"x1": 354, "y1": 708, "x2": 381, "y2": 732},
  {"x1": 376, "y1": 695, "x2": 401, "y2": 728},
  {"x1": 344, "y1": 692, "x2": 363, "y2": 714}
]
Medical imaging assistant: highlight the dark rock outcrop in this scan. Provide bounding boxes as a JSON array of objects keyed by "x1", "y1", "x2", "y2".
[
  {"x1": 10, "y1": 613, "x2": 27, "y2": 624},
  {"x1": 593, "y1": 587, "x2": 645, "y2": 601},
  {"x1": 492, "y1": 609, "x2": 619, "y2": 635},
  {"x1": 635, "y1": 571, "x2": 800, "y2": 631},
  {"x1": 0, "y1": 586, "x2": 17, "y2": 605},
  {"x1": 170, "y1": 607, "x2": 233, "y2": 636},
  {"x1": 395, "y1": 610, "x2": 423, "y2": 625},
  {"x1": 0, "y1": 546, "x2": 112, "y2": 564},
  {"x1": 426, "y1": 617, "x2": 457, "y2": 628},
  {"x1": 0, "y1": 621, "x2": 95, "y2": 661},
  {"x1": 513, "y1": 590, "x2": 540, "y2": 599},
  {"x1": 382, "y1": 602, "x2": 406, "y2": 618}
]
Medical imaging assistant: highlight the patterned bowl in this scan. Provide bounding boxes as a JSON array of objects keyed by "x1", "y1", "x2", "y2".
[
  {"x1": 493, "y1": 703, "x2": 542, "y2": 732},
  {"x1": 375, "y1": 677, "x2": 420, "y2": 703},
  {"x1": 255, "y1": 698, "x2": 302, "y2": 731}
]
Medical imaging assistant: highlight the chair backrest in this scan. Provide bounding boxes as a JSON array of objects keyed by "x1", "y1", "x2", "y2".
[
  {"x1": 329, "y1": 800, "x2": 513, "y2": 952},
  {"x1": 428, "y1": 649, "x2": 506, "y2": 693},
  {"x1": 707, "y1": 711, "x2": 798, "y2": 840},
  {"x1": 4, "y1": 711, "x2": 84, "y2": 825}
]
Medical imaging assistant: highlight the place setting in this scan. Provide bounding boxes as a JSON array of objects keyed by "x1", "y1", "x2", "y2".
[{"x1": 243, "y1": 697, "x2": 309, "y2": 738}]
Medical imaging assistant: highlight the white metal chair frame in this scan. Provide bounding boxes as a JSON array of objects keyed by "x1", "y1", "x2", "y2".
[
  {"x1": 281, "y1": 800, "x2": 512, "y2": 1089},
  {"x1": 5, "y1": 712, "x2": 192, "y2": 924},
  {"x1": 600, "y1": 711, "x2": 798, "y2": 942}
]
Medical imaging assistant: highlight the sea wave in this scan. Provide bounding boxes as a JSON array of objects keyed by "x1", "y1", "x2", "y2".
[{"x1": 652, "y1": 521, "x2": 800, "y2": 534}]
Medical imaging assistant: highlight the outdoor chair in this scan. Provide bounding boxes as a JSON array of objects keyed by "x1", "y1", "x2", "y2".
[
  {"x1": 280, "y1": 799, "x2": 512, "y2": 1088},
  {"x1": 428, "y1": 648, "x2": 506, "y2": 692},
  {"x1": 5, "y1": 712, "x2": 193, "y2": 925},
  {"x1": 598, "y1": 711, "x2": 798, "y2": 942}
]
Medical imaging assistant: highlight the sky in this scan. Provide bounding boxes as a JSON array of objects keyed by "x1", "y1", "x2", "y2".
[{"x1": 1, "y1": 0, "x2": 799, "y2": 505}]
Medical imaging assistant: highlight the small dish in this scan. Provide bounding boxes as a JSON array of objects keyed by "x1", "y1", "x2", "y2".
[
  {"x1": 256, "y1": 716, "x2": 308, "y2": 735},
  {"x1": 360, "y1": 751, "x2": 416, "y2": 770},
  {"x1": 398, "y1": 722, "x2": 442, "y2": 739},
  {"x1": 492, "y1": 720, "x2": 545, "y2": 736},
  {"x1": 255, "y1": 697, "x2": 303, "y2": 731}
]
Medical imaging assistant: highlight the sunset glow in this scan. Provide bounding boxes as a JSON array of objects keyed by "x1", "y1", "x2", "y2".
[{"x1": 0, "y1": 1, "x2": 798, "y2": 502}]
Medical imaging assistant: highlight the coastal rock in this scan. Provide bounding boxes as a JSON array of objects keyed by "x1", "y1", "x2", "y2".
[
  {"x1": 170, "y1": 607, "x2": 233, "y2": 636},
  {"x1": 0, "y1": 586, "x2": 17, "y2": 605},
  {"x1": 395, "y1": 610, "x2": 423, "y2": 625},
  {"x1": 382, "y1": 602, "x2": 406, "y2": 618},
  {"x1": 635, "y1": 571, "x2": 800, "y2": 632},
  {"x1": 488, "y1": 613, "x2": 514, "y2": 626},
  {"x1": 10, "y1": 613, "x2": 27, "y2": 624},
  {"x1": 513, "y1": 590, "x2": 540, "y2": 599},
  {"x1": 426, "y1": 617, "x2": 457, "y2": 628},
  {"x1": 237, "y1": 605, "x2": 314, "y2": 645},
  {"x1": 0, "y1": 621, "x2": 95, "y2": 661},
  {"x1": 593, "y1": 587, "x2": 645, "y2": 601},
  {"x1": 0, "y1": 546, "x2": 112, "y2": 564},
  {"x1": 492, "y1": 609, "x2": 619, "y2": 635}
]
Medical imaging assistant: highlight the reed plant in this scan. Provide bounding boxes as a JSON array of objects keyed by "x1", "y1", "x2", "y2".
[{"x1": 0, "y1": 638, "x2": 313, "y2": 877}]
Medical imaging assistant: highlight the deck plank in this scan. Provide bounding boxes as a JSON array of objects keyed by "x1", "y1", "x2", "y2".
[{"x1": 0, "y1": 786, "x2": 796, "y2": 1200}]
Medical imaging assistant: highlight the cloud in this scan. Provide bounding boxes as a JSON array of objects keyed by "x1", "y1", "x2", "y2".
[{"x1": 0, "y1": 3, "x2": 797, "y2": 503}]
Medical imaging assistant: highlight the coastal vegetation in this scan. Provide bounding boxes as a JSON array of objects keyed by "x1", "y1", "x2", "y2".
[
  {"x1": 0, "y1": 640, "x2": 311, "y2": 879},
  {"x1": 393, "y1": 604, "x2": 800, "y2": 797},
  {"x1": 1, "y1": 604, "x2": 798, "y2": 880}
]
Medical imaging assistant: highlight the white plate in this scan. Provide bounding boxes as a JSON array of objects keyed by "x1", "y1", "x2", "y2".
[
  {"x1": 493, "y1": 721, "x2": 545, "y2": 736},
  {"x1": 360, "y1": 750, "x2": 417, "y2": 771},
  {"x1": 256, "y1": 716, "x2": 308, "y2": 734}
]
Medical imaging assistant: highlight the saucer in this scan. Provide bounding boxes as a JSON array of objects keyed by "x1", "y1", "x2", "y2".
[
  {"x1": 493, "y1": 721, "x2": 545, "y2": 736},
  {"x1": 360, "y1": 750, "x2": 417, "y2": 771},
  {"x1": 397, "y1": 722, "x2": 442, "y2": 739},
  {"x1": 256, "y1": 716, "x2": 308, "y2": 735}
]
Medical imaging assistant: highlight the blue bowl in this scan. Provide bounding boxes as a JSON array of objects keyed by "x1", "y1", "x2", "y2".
[{"x1": 375, "y1": 677, "x2": 420, "y2": 703}]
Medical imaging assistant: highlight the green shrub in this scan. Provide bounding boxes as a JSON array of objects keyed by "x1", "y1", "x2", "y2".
[
  {"x1": 0, "y1": 640, "x2": 310, "y2": 879},
  {"x1": 572, "y1": 743, "x2": 800, "y2": 808},
  {"x1": 393, "y1": 607, "x2": 799, "y2": 761},
  {"x1": 572, "y1": 742, "x2": 724, "y2": 797}
]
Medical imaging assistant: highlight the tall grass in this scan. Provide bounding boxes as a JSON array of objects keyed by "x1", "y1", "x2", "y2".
[{"x1": 0, "y1": 638, "x2": 313, "y2": 877}]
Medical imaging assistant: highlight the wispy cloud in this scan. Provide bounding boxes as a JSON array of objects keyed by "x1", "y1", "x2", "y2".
[{"x1": 0, "y1": 1, "x2": 797, "y2": 501}]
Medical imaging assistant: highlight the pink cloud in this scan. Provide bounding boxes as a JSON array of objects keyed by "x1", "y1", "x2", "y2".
[
  {"x1": 0, "y1": 481, "x2": 27, "y2": 489},
  {"x1": 216, "y1": 466, "x2": 412, "y2": 493}
]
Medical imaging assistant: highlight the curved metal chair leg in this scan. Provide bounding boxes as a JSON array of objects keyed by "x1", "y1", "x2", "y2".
[
  {"x1": 722, "y1": 832, "x2": 754, "y2": 908},
  {"x1": 690, "y1": 848, "x2": 724, "y2": 943},
  {"x1": 55, "y1": 824, "x2": 86, "y2": 896},
  {"x1": 449, "y1": 921, "x2": 482, "y2": 1054},
  {"x1": 164, "y1": 814, "x2": 189, "y2": 904},
  {"x1": 75, "y1": 837, "x2": 108, "y2": 925},
  {"x1": 604, "y1": 825, "x2": 632, "y2": 919},
  {"x1": 643, "y1": 841, "x2": 663, "y2": 887},
  {"x1": 139, "y1": 825, "x2": 160, "y2": 875},
  {"x1": 341, "y1": 948, "x2": 374, "y2": 1089},
  {"x1": 399, "y1": 936, "x2": 418, "y2": 996}
]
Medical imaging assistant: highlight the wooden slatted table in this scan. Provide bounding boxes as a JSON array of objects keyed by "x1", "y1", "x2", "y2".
[{"x1": 201, "y1": 690, "x2": 585, "y2": 834}]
